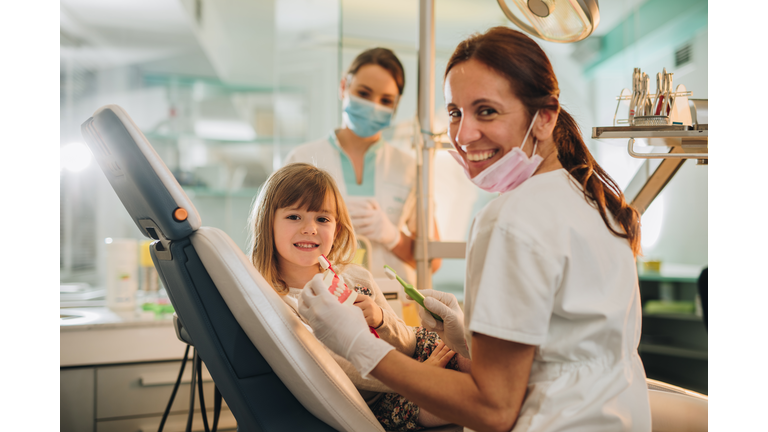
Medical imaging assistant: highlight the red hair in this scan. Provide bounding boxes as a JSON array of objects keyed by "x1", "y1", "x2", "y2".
[{"x1": 446, "y1": 27, "x2": 642, "y2": 256}]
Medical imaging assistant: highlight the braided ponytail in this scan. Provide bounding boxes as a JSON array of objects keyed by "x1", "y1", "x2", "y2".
[{"x1": 555, "y1": 110, "x2": 642, "y2": 256}]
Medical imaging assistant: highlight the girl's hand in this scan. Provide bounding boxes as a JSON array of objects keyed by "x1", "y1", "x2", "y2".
[
  {"x1": 353, "y1": 295, "x2": 384, "y2": 328},
  {"x1": 423, "y1": 341, "x2": 455, "y2": 368}
]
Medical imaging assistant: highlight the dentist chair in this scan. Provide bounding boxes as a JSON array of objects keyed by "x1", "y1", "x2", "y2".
[
  {"x1": 82, "y1": 105, "x2": 706, "y2": 432},
  {"x1": 81, "y1": 104, "x2": 461, "y2": 432}
]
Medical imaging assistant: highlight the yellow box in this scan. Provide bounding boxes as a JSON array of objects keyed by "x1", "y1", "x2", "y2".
[
  {"x1": 140, "y1": 240, "x2": 154, "y2": 268},
  {"x1": 401, "y1": 302, "x2": 421, "y2": 327},
  {"x1": 642, "y1": 260, "x2": 662, "y2": 273},
  {"x1": 352, "y1": 249, "x2": 366, "y2": 267}
]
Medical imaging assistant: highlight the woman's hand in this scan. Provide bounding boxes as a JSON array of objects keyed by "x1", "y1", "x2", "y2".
[
  {"x1": 353, "y1": 294, "x2": 384, "y2": 328},
  {"x1": 417, "y1": 290, "x2": 470, "y2": 358},
  {"x1": 423, "y1": 341, "x2": 455, "y2": 369},
  {"x1": 299, "y1": 274, "x2": 394, "y2": 376},
  {"x1": 347, "y1": 199, "x2": 400, "y2": 250}
]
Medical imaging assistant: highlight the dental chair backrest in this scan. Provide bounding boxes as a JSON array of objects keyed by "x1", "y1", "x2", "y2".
[
  {"x1": 647, "y1": 379, "x2": 708, "y2": 432},
  {"x1": 81, "y1": 105, "x2": 385, "y2": 432}
]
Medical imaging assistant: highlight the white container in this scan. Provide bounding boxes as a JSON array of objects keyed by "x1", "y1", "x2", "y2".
[{"x1": 105, "y1": 238, "x2": 139, "y2": 311}]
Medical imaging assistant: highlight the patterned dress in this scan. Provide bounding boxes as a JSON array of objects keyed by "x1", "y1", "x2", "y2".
[{"x1": 352, "y1": 283, "x2": 460, "y2": 431}]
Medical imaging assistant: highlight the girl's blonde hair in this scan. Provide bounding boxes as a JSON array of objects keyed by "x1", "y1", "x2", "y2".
[{"x1": 247, "y1": 163, "x2": 356, "y2": 293}]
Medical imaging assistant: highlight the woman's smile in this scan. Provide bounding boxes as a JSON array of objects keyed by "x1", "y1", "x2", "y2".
[
  {"x1": 461, "y1": 147, "x2": 504, "y2": 176},
  {"x1": 466, "y1": 149, "x2": 498, "y2": 162}
]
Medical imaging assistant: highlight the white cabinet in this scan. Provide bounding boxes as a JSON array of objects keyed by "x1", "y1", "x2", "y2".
[
  {"x1": 61, "y1": 360, "x2": 237, "y2": 431},
  {"x1": 60, "y1": 309, "x2": 237, "y2": 431},
  {"x1": 61, "y1": 368, "x2": 95, "y2": 432}
]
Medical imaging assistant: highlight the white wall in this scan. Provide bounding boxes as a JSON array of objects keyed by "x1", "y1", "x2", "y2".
[{"x1": 589, "y1": 27, "x2": 708, "y2": 267}]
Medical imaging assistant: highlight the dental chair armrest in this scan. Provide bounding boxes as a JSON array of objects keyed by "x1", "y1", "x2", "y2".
[{"x1": 173, "y1": 313, "x2": 194, "y2": 346}]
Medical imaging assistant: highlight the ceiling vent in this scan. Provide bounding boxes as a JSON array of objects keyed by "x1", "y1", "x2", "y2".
[{"x1": 675, "y1": 43, "x2": 693, "y2": 67}]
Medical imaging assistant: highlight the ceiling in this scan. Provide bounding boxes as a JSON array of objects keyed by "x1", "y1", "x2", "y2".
[
  {"x1": 60, "y1": 0, "x2": 201, "y2": 70},
  {"x1": 60, "y1": 0, "x2": 649, "y2": 82}
]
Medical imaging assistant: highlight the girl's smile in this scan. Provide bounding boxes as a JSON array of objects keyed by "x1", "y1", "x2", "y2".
[{"x1": 293, "y1": 241, "x2": 320, "y2": 250}]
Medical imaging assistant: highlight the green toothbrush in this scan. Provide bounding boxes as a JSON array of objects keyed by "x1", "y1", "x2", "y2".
[{"x1": 383, "y1": 265, "x2": 443, "y2": 322}]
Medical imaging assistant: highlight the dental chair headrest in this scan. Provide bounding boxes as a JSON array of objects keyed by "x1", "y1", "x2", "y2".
[{"x1": 81, "y1": 104, "x2": 201, "y2": 241}]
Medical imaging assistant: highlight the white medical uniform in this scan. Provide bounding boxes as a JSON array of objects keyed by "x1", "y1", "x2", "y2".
[
  {"x1": 284, "y1": 131, "x2": 417, "y2": 283},
  {"x1": 463, "y1": 169, "x2": 651, "y2": 432}
]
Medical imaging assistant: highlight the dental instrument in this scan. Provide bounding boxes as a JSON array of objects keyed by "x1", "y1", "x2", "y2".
[{"x1": 383, "y1": 265, "x2": 442, "y2": 322}]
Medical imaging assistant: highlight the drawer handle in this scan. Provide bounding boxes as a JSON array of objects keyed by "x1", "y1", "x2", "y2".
[{"x1": 140, "y1": 371, "x2": 213, "y2": 387}]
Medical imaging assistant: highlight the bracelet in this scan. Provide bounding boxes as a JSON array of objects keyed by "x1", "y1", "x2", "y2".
[{"x1": 373, "y1": 308, "x2": 385, "y2": 329}]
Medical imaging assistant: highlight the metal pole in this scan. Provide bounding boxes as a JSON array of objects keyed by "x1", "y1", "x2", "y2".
[{"x1": 416, "y1": 0, "x2": 434, "y2": 291}]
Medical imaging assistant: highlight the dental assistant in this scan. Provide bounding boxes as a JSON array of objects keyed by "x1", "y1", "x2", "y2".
[
  {"x1": 285, "y1": 47, "x2": 440, "y2": 283},
  {"x1": 299, "y1": 27, "x2": 652, "y2": 432}
]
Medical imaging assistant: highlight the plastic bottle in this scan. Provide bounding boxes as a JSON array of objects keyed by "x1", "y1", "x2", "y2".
[{"x1": 105, "y1": 238, "x2": 139, "y2": 311}]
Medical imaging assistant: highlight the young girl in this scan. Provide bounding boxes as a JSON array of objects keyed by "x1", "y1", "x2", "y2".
[{"x1": 248, "y1": 162, "x2": 470, "y2": 431}]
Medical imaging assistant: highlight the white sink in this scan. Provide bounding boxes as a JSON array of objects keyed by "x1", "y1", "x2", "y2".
[
  {"x1": 59, "y1": 309, "x2": 103, "y2": 326},
  {"x1": 59, "y1": 307, "x2": 126, "y2": 326}
]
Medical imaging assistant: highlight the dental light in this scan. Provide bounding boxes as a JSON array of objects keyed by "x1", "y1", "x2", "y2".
[
  {"x1": 497, "y1": 0, "x2": 600, "y2": 43},
  {"x1": 61, "y1": 142, "x2": 93, "y2": 173}
]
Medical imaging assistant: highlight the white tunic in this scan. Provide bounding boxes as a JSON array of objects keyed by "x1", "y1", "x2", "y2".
[
  {"x1": 284, "y1": 132, "x2": 418, "y2": 283},
  {"x1": 463, "y1": 169, "x2": 651, "y2": 432}
]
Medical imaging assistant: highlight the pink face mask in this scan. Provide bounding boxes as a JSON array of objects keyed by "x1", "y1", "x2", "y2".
[{"x1": 449, "y1": 110, "x2": 543, "y2": 194}]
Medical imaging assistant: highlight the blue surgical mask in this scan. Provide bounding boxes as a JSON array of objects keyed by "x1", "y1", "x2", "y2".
[{"x1": 342, "y1": 94, "x2": 394, "y2": 138}]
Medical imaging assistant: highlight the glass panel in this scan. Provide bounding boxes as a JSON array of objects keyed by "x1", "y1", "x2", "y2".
[{"x1": 60, "y1": 0, "x2": 342, "y2": 286}]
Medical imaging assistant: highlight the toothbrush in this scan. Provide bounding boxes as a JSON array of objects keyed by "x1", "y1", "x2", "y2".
[
  {"x1": 318, "y1": 255, "x2": 379, "y2": 338},
  {"x1": 383, "y1": 265, "x2": 443, "y2": 322}
]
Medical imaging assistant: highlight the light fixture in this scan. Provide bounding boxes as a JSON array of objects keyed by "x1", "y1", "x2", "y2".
[
  {"x1": 193, "y1": 119, "x2": 257, "y2": 142},
  {"x1": 497, "y1": 0, "x2": 600, "y2": 43},
  {"x1": 61, "y1": 142, "x2": 93, "y2": 173}
]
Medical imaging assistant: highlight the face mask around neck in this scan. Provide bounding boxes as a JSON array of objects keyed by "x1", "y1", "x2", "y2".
[
  {"x1": 342, "y1": 94, "x2": 394, "y2": 138},
  {"x1": 448, "y1": 110, "x2": 543, "y2": 193}
]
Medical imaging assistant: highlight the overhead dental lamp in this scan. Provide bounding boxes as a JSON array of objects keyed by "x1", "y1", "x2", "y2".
[{"x1": 497, "y1": 0, "x2": 600, "y2": 43}]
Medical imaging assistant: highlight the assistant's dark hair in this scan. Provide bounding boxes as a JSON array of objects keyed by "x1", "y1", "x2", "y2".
[
  {"x1": 346, "y1": 47, "x2": 405, "y2": 95},
  {"x1": 445, "y1": 26, "x2": 642, "y2": 257}
]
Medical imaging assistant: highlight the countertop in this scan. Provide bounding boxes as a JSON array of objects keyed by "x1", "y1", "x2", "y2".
[
  {"x1": 60, "y1": 304, "x2": 190, "y2": 367},
  {"x1": 60, "y1": 306, "x2": 174, "y2": 331},
  {"x1": 637, "y1": 263, "x2": 705, "y2": 283}
]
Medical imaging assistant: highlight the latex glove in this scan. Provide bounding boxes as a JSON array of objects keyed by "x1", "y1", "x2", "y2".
[
  {"x1": 347, "y1": 199, "x2": 401, "y2": 250},
  {"x1": 299, "y1": 274, "x2": 394, "y2": 377},
  {"x1": 417, "y1": 289, "x2": 470, "y2": 358}
]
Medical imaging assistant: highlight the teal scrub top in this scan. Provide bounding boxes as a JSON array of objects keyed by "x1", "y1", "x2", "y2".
[{"x1": 328, "y1": 132, "x2": 383, "y2": 197}]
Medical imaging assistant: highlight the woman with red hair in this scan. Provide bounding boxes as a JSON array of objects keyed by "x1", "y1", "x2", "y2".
[{"x1": 299, "y1": 27, "x2": 652, "y2": 432}]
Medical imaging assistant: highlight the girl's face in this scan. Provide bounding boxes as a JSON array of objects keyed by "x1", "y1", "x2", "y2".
[
  {"x1": 444, "y1": 58, "x2": 535, "y2": 179},
  {"x1": 342, "y1": 64, "x2": 400, "y2": 110},
  {"x1": 273, "y1": 194, "x2": 338, "y2": 276}
]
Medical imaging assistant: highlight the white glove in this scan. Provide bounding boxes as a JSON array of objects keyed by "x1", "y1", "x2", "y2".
[
  {"x1": 346, "y1": 199, "x2": 401, "y2": 250},
  {"x1": 417, "y1": 290, "x2": 470, "y2": 358},
  {"x1": 298, "y1": 274, "x2": 395, "y2": 377}
]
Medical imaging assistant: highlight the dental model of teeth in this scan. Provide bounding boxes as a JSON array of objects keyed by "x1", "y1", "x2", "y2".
[
  {"x1": 318, "y1": 255, "x2": 357, "y2": 305},
  {"x1": 318, "y1": 255, "x2": 380, "y2": 338}
]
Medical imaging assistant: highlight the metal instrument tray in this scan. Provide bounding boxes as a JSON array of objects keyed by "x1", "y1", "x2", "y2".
[{"x1": 592, "y1": 126, "x2": 708, "y2": 140}]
